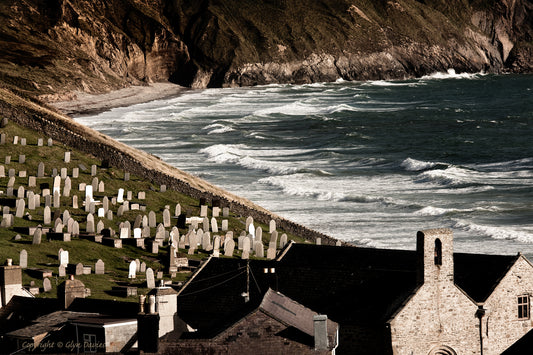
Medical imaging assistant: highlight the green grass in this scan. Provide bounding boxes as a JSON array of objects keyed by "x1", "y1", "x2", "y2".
[{"x1": 0, "y1": 120, "x2": 303, "y2": 302}]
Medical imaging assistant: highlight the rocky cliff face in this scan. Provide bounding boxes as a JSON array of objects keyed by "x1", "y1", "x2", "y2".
[{"x1": 0, "y1": 0, "x2": 531, "y2": 99}]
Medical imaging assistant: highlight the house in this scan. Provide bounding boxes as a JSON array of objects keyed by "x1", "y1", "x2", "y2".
[
  {"x1": 159, "y1": 288, "x2": 339, "y2": 354},
  {"x1": 167, "y1": 228, "x2": 533, "y2": 354}
]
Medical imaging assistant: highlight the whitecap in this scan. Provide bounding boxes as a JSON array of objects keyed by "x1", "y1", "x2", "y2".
[
  {"x1": 454, "y1": 220, "x2": 533, "y2": 243},
  {"x1": 401, "y1": 157, "x2": 440, "y2": 171}
]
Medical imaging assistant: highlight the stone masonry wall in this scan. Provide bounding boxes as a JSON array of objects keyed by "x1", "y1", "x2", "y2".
[
  {"x1": 389, "y1": 282, "x2": 480, "y2": 355},
  {"x1": 1, "y1": 97, "x2": 340, "y2": 246},
  {"x1": 483, "y1": 257, "x2": 533, "y2": 355}
]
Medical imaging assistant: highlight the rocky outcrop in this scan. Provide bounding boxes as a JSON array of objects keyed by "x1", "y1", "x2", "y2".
[{"x1": 0, "y1": 0, "x2": 531, "y2": 98}]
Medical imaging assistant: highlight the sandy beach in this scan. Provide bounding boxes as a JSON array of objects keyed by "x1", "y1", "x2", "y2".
[{"x1": 50, "y1": 82, "x2": 186, "y2": 116}]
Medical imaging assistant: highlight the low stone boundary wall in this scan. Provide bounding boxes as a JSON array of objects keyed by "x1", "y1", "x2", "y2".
[{"x1": 1, "y1": 95, "x2": 342, "y2": 246}]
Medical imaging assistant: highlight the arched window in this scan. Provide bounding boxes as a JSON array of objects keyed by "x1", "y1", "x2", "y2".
[
  {"x1": 429, "y1": 345, "x2": 457, "y2": 355},
  {"x1": 434, "y1": 238, "x2": 442, "y2": 266}
]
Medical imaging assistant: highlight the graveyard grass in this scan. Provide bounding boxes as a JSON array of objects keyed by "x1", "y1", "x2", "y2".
[{"x1": 0, "y1": 121, "x2": 305, "y2": 302}]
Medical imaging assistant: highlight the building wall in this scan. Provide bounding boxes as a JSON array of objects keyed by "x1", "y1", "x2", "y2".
[
  {"x1": 390, "y1": 283, "x2": 480, "y2": 355},
  {"x1": 104, "y1": 322, "x2": 137, "y2": 353},
  {"x1": 160, "y1": 310, "x2": 331, "y2": 355},
  {"x1": 389, "y1": 229, "x2": 481, "y2": 355},
  {"x1": 482, "y1": 257, "x2": 533, "y2": 355}
]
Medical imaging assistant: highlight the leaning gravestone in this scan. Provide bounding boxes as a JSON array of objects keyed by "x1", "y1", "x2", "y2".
[
  {"x1": 146, "y1": 268, "x2": 155, "y2": 289},
  {"x1": 19, "y1": 249, "x2": 27, "y2": 268},
  {"x1": 95, "y1": 259, "x2": 105, "y2": 275}
]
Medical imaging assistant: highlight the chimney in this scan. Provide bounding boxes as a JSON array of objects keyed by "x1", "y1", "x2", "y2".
[
  {"x1": 314, "y1": 314, "x2": 329, "y2": 350},
  {"x1": 138, "y1": 295, "x2": 160, "y2": 353}
]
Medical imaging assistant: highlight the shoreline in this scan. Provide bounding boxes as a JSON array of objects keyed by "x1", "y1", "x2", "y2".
[{"x1": 49, "y1": 82, "x2": 186, "y2": 116}]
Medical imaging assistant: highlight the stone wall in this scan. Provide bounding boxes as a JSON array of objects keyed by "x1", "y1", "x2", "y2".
[
  {"x1": 1, "y1": 95, "x2": 340, "y2": 246},
  {"x1": 483, "y1": 256, "x2": 533, "y2": 355}
]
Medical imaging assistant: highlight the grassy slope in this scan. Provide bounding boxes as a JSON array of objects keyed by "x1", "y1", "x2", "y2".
[{"x1": 0, "y1": 120, "x2": 304, "y2": 302}]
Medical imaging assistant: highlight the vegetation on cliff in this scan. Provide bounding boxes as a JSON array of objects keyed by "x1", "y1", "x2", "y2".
[{"x1": 0, "y1": 0, "x2": 531, "y2": 100}]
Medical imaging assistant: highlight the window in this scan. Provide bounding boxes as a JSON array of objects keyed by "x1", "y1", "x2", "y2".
[
  {"x1": 434, "y1": 239, "x2": 442, "y2": 266},
  {"x1": 518, "y1": 295, "x2": 530, "y2": 319},
  {"x1": 83, "y1": 333, "x2": 97, "y2": 353}
]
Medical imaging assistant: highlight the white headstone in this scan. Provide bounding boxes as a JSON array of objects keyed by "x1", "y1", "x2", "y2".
[
  {"x1": 146, "y1": 268, "x2": 155, "y2": 289},
  {"x1": 128, "y1": 261, "x2": 136, "y2": 279}
]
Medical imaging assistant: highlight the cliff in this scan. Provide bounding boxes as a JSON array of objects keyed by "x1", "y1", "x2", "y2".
[{"x1": 0, "y1": 0, "x2": 532, "y2": 99}]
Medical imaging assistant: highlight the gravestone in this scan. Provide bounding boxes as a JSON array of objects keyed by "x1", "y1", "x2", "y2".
[
  {"x1": 5, "y1": 156, "x2": 10, "y2": 164},
  {"x1": 15, "y1": 199, "x2": 25, "y2": 218},
  {"x1": 62, "y1": 210, "x2": 70, "y2": 225},
  {"x1": 211, "y1": 218, "x2": 218, "y2": 233},
  {"x1": 120, "y1": 227, "x2": 129, "y2": 239},
  {"x1": 102, "y1": 196, "x2": 109, "y2": 213},
  {"x1": 19, "y1": 249, "x2": 27, "y2": 268},
  {"x1": 124, "y1": 172, "x2": 130, "y2": 181},
  {"x1": 267, "y1": 247, "x2": 276, "y2": 260},
  {"x1": 140, "y1": 262, "x2": 146, "y2": 273},
  {"x1": 71, "y1": 220, "x2": 79, "y2": 236},
  {"x1": 221, "y1": 220, "x2": 228, "y2": 231},
  {"x1": 270, "y1": 231, "x2": 278, "y2": 247},
  {"x1": 127, "y1": 190, "x2": 132, "y2": 201},
  {"x1": 146, "y1": 268, "x2": 155, "y2": 289},
  {"x1": 200, "y1": 205, "x2": 208, "y2": 217},
  {"x1": 53, "y1": 191, "x2": 60, "y2": 208},
  {"x1": 0, "y1": 133, "x2": 5, "y2": 144},
  {"x1": 148, "y1": 211, "x2": 156, "y2": 228},
  {"x1": 28, "y1": 176, "x2": 36, "y2": 188},
  {"x1": 279, "y1": 234, "x2": 288, "y2": 249},
  {"x1": 91, "y1": 164, "x2": 97, "y2": 176},
  {"x1": 47, "y1": 138, "x2": 53, "y2": 146},
  {"x1": 53, "y1": 176, "x2": 61, "y2": 195},
  {"x1": 32, "y1": 228, "x2": 42, "y2": 245},
  {"x1": 254, "y1": 241, "x2": 264, "y2": 258},
  {"x1": 43, "y1": 278, "x2": 51, "y2": 292},
  {"x1": 95, "y1": 259, "x2": 105, "y2": 274},
  {"x1": 212, "y1": 206, "x2": 220, "y2": 217},
  {"x1": 72, "y1": 195, "x2": 78, "y2": 209},
  {"x1": 245, "y1": 216, "x2": 253, "y2": 231},
  {"x1": 60, "y1": 168, "x2": 67, "y2": 179},
  {"x1": 96, "y1": 220, "x2": 105, "y2": 234},
  {"x1": 242, "y1": 238, "x2": 250, "y2": 259},
  {"x1": 316, "y1": 238, "x2": 321, "y2": 245},
  {"x1": 59, "y1": 250, "x2": 69, "y2": 266},
  {"x1": 20, "y1": 138, "x2": 26, "y2": 146},
  {"x1": 72, "y1": 167, "x2": 79, "y2": 179},
  {"x1": 63, "y1": 177, "x2": 71, "y2": 197},
  {"x1": 59, "y1": 264, "x2": 66, "y2": 277},
  {"x1": 19, "y1": 154, "x2": 25, "y2": 164},
  {"x1": 17, "y1": 185, "x2": 25, "y2": 199},
  {"x1": 128, "y1": 261, "x2": 136, "y2": 279},
  {"x1": 163, "y1": 208, "x2": 171, "y2": 228},
  {"x1": 86, "y1": 214, "x2": 95, "y2": 233},
  {"x1": 269, "y1": 220, "x2": 276, "y2": 233},
  {"x1": 64, "y1": 152, "x2": 71, "y2": 163},
  {"x1": 202, "y1": 217, "x2": 209, "y2": 232},
  {"x1": 98, "y1": 181, "x2": 104, "y2": 193},
  {"x1": 98, "y1": 208, "x2": 105, "y2": 218},
  {"x1": 37, "y1": 138, "x2": 43, "y2": 146},
  {"x1": 117, "y1": 205, "x2": 124, "y2": 217},
  {"x1": 117, "y1": 188, "x2": 124, "y2": 203},
  {"x1": 75, "y1": 263, "x2": 83, "y2": 275},
  {"x1": 224, "y1": 239, "x2": 235, "y2": 257},
  {"x1": 106, "y1": 210, "x2": 113, "y2": 220},
  {"x1": 91, "y1": 177, "x2": 98, "y2": 193},
  {"x1": 0, "y1": 166, "x2": 4, "y2": 177},
  {"x1": 160, "y1": 184, "x2": 166, "y2": 192},
  {"x1": 138, "y1": 191, "x2": 145, "y2": 200},
  {"x1": 175, "y1": 203, "x2": 181, "y2": 216},
  {"x1": 134, "y1": 215, "x2": 142, "y2": 229}
]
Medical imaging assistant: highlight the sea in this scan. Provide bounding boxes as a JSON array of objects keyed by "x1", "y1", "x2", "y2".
[{"x1": 75, "y1": 71, "x2": 533, "y2": 258}]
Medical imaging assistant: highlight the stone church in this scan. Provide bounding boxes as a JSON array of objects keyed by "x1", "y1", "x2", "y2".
[{"x1": 168, "y1": 228, "x2": 533, "y2": 354}]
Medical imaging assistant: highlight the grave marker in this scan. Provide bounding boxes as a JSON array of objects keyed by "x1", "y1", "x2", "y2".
[
  {"x1": 43, "y1": 278, "x2": 51, "y2": 292},
  {"x1": 95, "y1": 259, "x2": 105, "y2": 274},
  {"x1": 128, "y1": 261, "x2": 136, "y2": 279},
  {"x1": 19, "y1": 249, "x2": 27, "y2": 268}
]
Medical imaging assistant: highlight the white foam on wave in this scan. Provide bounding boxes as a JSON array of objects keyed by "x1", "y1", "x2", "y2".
[
  {"x1": 414, "y1": 205, "x2": 501, "y2": 216},
  {"x1": 421, "y1": 69, "x2": 486, "y2": 80},
  {"x1": 454, "y1": 220, "x2": 533, "y2": 243},
  {"x1": 202, "y1": 123, "x2": 234, "y2": 135},
  {"x1": 416, "y1": 166, "x2": 472, "y2": 186},
  {"x1": 401, "y1": 157, "x2": 440, "y2": 171}
]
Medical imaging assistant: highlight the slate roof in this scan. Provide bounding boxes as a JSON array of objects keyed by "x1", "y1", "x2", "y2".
[
  {"x1": 0, "y1": 296, "x2": 61, "y2": 335},
  {"x1": 176, "y1": 243, "x2": 520, "y2": 336},
  {"x1": 260, "y1": 288, "x2": 338, "y2": 349}
]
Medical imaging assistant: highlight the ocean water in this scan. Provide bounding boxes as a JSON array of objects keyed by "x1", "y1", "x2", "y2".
[{"x1": 76, "y1": 71, "x2": 533, "y2": 257}]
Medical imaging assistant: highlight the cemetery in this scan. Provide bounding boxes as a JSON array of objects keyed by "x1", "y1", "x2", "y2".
[{"x1": 0, "y1": 120, "x2": 308, "y2": 303}]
